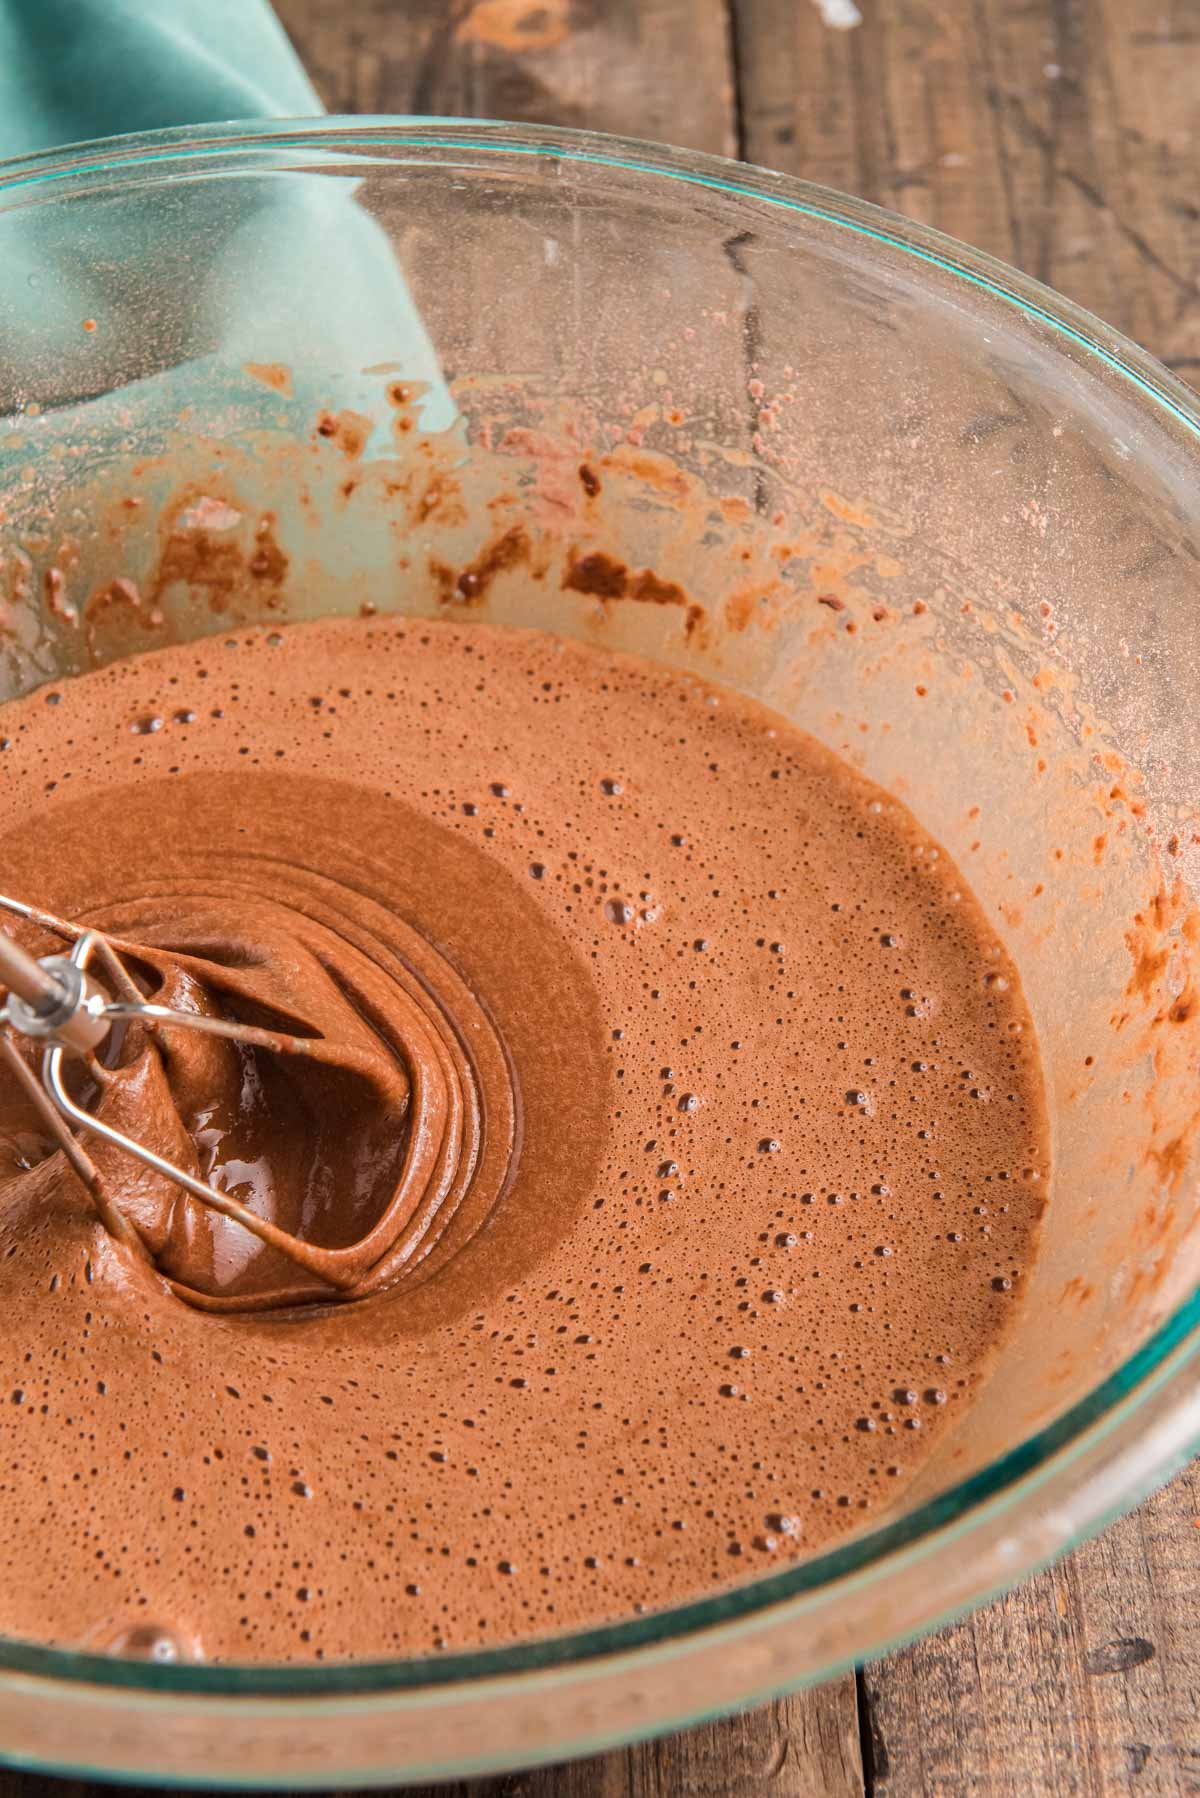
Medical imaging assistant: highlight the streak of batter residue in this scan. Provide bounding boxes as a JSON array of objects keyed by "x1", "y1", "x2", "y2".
[{"x1": 0, "y1": 616, "x2": 1050, "y2": 1662}]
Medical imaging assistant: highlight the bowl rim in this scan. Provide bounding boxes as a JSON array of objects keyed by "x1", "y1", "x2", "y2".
[{"x1": 0, "y1": 113, "x2": 1198, "y2": 1710}]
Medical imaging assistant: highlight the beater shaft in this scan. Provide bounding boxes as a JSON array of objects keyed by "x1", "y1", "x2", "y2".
[
  {"x1": 0, "y1": 929, "x2": 112, "y2": 1055},
  {"x1": 0, "y1": 931, "x2": 64, "y2": 1013}
]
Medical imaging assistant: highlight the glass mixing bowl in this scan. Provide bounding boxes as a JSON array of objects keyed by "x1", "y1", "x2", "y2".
[{"x1": 0, "y1": 119, "x2": 1198, "y2": 1787}]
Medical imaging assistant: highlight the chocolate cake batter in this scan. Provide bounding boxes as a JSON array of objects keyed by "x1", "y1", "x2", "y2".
[{"x1": 0, "y1": 616, "x2": 1049, "y2": 1662}]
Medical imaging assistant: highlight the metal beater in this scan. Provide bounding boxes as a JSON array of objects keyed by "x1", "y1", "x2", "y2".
[{"x1": 0, "y1": 894, "x2": 360, "y2": 1286}]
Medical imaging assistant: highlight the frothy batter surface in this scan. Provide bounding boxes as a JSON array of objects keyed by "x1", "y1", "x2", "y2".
[{"x1": 0, "y1": 617, "x2": 1049, "y2": 1661}]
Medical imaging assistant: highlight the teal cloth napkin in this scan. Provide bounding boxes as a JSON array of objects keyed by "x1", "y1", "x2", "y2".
[
  {"x1": 0, "y1": 0, "x2": 451, "y2": 438},
  {"x1": 0, "y1": 0, "x2": 321, "y2": 157}
]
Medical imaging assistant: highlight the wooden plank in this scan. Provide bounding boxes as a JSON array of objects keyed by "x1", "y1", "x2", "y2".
[
  {"x1": 275, "y1": 0, "x2": 737, "y2": 157},
  {"x1": 982, "y1": 0, "x2": 1200, "y2": 380},
  {"x1": 731, "y1": 0, "x2": 1200, "y2": 378},
  {"x1": 629, "y1": 1684, "x2": 865, "y2": 1798},
  {"x1": 862, "y1": 1460, "x2": 1200, "y2": 1797},
  {"x1": 733, "y1": 2, "x2": 1200, "y2": 1794},
  {"x1": 731, "y1": 0, "x2": 1023, "y2": 262}
]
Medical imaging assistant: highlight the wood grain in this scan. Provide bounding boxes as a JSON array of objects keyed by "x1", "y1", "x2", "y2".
[
  {"x1": 861, "y1": 1461, "x2": 1200, "y2": 1797},
  {"x1": 3, "y1": 4, "x2": 1198, "y2": 1797},
  {"x1": 734, "y1": 3, "x2": 1200, "y2": 1792},
  {"x1": 730, "y1": 0, "x2": 1200, "y2": 374},
  {"x1": 275, "y1": 0, "x2": 736, "y2": 156}
]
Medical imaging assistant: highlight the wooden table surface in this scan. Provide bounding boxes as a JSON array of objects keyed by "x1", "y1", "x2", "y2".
[{"x1": 9, "y1": 3, "x2": 1200, "y2": 1796}]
